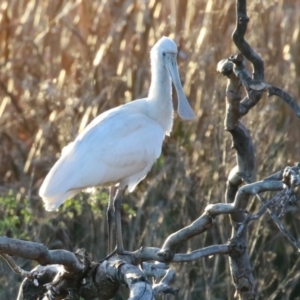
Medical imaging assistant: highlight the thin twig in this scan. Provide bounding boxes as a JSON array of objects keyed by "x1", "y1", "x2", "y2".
[{"x1": 0, "y1": 253, "x2": 32, "y2": 278}]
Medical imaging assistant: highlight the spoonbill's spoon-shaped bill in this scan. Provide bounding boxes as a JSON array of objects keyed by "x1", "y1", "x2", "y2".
[{"x1": 163, "y1": 52, "x2": 195, "y2": 120}]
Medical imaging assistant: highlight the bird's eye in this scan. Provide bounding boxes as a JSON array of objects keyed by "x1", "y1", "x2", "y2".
[{"x1": 162, "y1": 52, "x2": 166, "y2": 56}]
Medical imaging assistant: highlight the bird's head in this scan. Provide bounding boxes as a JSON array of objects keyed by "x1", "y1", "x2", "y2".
[
  {"x1": 151, "y1": 36, "x2": 178, "y2": 57},
  {"x1": 151, "y1": 37, "x2": 195, "y2": 121}
]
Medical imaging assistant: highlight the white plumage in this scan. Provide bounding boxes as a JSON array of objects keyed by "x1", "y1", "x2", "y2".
[
  {"x1": 39, "y1": 36, "x2": 194, "y2": 253},
  {"x1": 40, "y1": 105, "x2": 165, "y2": 210}
]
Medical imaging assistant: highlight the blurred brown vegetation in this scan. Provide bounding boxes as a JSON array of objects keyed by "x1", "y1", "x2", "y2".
[{"x1": 0, "y1": 0, "x2": 300, "y2": 299}]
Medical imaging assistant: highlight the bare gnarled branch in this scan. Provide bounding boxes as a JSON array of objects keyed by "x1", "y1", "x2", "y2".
[{"x1": 0, "y1": 237, "x2": 85, "y2": 274}]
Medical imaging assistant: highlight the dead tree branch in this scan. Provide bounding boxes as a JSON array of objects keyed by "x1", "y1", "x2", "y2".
[
  {"x1": 215, "y1": 0, "x2": 300, "y2": 299},
  {"x1": 2, "y1": 161, "x2": 300, "y2": 299}
]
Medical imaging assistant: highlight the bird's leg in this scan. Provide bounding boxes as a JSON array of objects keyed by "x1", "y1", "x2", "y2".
[
  {"x1": 99, "y1": 187, "x2": 131, "y2": 262},
  {"x1": 107, "y1": 186, "x2": 116, "y2": 254},
  {"x1": 114, "y1": 187, "x2": 126, "y2": 253}
]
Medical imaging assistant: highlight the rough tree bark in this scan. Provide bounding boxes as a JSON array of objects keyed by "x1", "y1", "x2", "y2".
[{"x1": 1, "y1": 0, "x2": 300, "y2": 299}]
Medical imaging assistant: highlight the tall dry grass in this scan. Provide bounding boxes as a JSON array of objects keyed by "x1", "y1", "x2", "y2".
[{"x1": 0, "y1": 0, "x2": 300, "y2": 299}]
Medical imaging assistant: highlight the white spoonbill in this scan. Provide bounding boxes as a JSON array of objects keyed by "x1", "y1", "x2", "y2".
[{"x1": 39, "y1": 36, "x2": 195, "y2": 254}]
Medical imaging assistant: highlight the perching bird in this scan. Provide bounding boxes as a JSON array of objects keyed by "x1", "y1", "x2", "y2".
[{"x1": 39, "y1": 36, "x2": 195, "y2": 255}]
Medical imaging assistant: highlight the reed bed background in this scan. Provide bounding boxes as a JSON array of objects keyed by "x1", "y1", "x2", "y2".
[{"x1": 0, "y1": 0, "x2": 300, "y2": 299}]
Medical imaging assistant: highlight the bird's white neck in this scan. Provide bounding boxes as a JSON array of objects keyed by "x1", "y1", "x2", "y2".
[{"x1": 147, "y1": 58, "x2": 173, "y2": 135}]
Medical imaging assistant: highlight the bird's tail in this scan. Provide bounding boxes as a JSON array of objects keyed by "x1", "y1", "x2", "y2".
[
  {"x1": 43, "y1": 197, "x2": 63, "y2": 211},
  {"x1": 39, "y1": 189, "x2": 78, "y2": 211},
  {"x1": 39, "y1": 147, "x2": 79, "y2": 211}
]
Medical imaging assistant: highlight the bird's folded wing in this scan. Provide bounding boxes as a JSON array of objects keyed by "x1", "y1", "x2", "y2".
[{"x1": 40, "y1": 108, "x2": 165, "y2": 201}]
